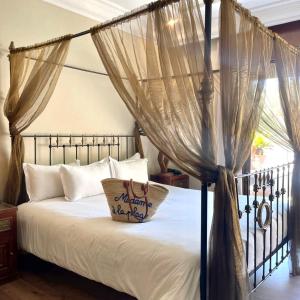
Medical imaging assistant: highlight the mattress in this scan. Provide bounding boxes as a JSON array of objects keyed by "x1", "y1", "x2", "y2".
[{"x1": 17, "y1": 184, "x2": 287, "y2": 300}]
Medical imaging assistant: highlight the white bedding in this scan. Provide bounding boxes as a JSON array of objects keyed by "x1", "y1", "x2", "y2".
[{"x1": 17, "y1": 185, "x2": 287, "y2": 300}]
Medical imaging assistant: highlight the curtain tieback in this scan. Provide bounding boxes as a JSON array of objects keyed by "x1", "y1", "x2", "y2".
[
  {"x1": 8, "y1": 125, "x2": 22, "y2": 146},
  {"x1": 9, "y1": 123, "x2": 20, "y2": 138},
  {"x1": 215, "y1": 165, "x2": 238, "y2": 207},
  {"x1": 216, "y1": 165, "x2": 235, "y2": 182}
]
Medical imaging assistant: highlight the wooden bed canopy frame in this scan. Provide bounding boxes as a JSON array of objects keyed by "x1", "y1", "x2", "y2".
[{"x1": 5, "y1": 0, "x2": 299, "y2": 299}]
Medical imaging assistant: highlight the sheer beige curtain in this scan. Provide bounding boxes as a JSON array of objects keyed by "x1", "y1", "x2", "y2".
[
  {"x1": 91, "y1": 0, "x2": 272, "y2": 298},
  {"x1": 274, "y1": 36, "x2": 300, "y2": 275},
  {"x1": 92, "y1": 0, "x2": 217, "y2": 182},
  {"x1": 4, "y1": 37, "x2": 71, "y2": 205},
  {"x1": 209, "y1": 1, "x2": 273, "y2": 299},
  {"x1": 258, "y1": 64, "x2": 292, "y2": 150},
  {"x1": 259, "y1": 106, "x2": 291, "y2": 151}
]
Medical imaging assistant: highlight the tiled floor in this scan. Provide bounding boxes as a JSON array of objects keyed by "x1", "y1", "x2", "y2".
[{"x1": 253, "y1": 260, "x2": 300, "y2": 300}]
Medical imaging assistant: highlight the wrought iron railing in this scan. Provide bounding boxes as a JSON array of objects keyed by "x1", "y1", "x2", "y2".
[{"x1": 235, "y1": 162, "x2": 293, "y2": 290}]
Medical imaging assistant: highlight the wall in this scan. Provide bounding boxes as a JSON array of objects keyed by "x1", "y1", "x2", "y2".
[
  {"x1": 270, "y1": 20, "x2": 300, "y2": 47},
  {"x1": 0, "y1": 0, "x2": 136, "y2": 200}
]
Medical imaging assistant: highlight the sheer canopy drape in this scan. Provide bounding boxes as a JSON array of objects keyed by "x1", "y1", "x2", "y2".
[
  {"x1": 273, "y1": 37, "x2": 300, "y2": 275},
  {"x1": 4, "y1": 37, "x2": 71, "y2": 204},
  {"x1": 259, "y1": 105, "x2": 292, "y2": 151},
  {"x1": 209, "y1": 1, "x2": 273, "y2": 299},
  {"x1": 258, "y1": 63, "x2": 292, "y2": 150},
  {"x1": 91, "y1": 0, "x2": 272, "y2": 299},
  {"x1": 252, "y1": 35, "x2": 300, "y2": 276},
  {"x1": 92, "y1": 0, "x2": 217, "y2": 182}
]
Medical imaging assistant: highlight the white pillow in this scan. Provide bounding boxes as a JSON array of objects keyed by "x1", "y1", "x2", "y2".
[
  {"x1": 108, "y1": 153, "x2": 141, "y2": 177},
  {"x1": 59, "y1": 161, "x2": 111, "y2": 201},
  {"x1": 23, "y1": 160, "x2": 80, "y2": 202},
  {"x1": 127, "y1": 153, "x2": 141, "y2": 160},
  {"x1": 109, "y1": 157, "x2": 148, "y2": 183},
  {"x1": 88, "y1": 154, "x2": 141, "y2": 177},
  {"x1": 91, "y1": 157, "x2": 109, "y2": 164}
]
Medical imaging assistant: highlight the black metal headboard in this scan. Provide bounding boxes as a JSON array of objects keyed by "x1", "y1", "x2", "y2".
[{"x1": 22, "y1": 134, "x2": 136, "y2": 165}]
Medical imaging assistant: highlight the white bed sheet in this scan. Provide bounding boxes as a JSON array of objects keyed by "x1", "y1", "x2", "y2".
[{"x1": 17, "y1": 184, "x2": 287, "y2": 300}]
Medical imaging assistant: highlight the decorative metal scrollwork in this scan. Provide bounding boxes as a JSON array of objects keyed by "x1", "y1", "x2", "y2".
[
  {"x1": 253, "y1": 183, "x2": 260, "y2": 193},
  {"x1": 253, "y1": 200, "x2": 259, "y2": 209},
  {"x1": 245, "y1": 204, "x2": 251, "y2": 214},
  {"x1": 268, "y1": 178, "x2": 275, "y2": 187},
  {"x1": 257, "y1": 201, "x2": 271, "y2": 230}
]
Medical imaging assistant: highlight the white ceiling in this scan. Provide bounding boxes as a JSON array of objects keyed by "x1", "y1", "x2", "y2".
[{"x1": 44, "y1": 0, "x2": 300, "y2": 28}]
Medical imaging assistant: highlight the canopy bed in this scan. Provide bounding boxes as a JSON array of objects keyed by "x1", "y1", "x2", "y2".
[
  {"x1": 15, "y1": 134, "x2": 292, "y2": 300},
  {"x1": 3, "y1": 0, "x2": 300, "y2": 299}
]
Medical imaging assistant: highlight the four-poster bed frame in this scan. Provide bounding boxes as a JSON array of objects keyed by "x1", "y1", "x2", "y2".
[{"x1": 6, "y1": 0, "x2": 295, "y2": 299}]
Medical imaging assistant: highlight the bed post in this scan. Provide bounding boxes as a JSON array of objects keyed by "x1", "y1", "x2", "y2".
[
  {"x1": 200, "y1": 182, "x2": 208, "y2": 300},
  {"x1": 200, "y1": 1, "x2": 213, "y2": 300}
]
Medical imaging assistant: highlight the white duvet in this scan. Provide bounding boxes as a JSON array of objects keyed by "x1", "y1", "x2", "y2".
[{"x1": 17, "y1": 185, "x2": 287, "y2": 300}]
